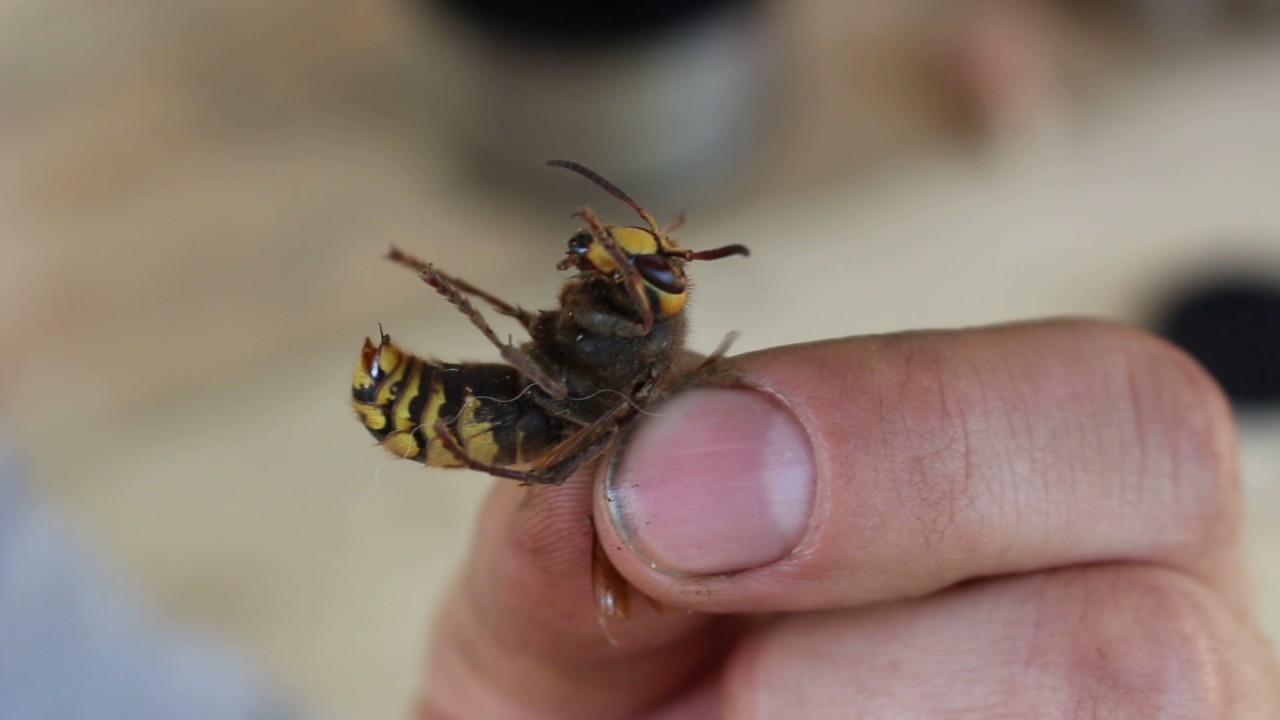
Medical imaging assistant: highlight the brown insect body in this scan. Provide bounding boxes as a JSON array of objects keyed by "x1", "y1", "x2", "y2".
[
  {"x1": 352, "y1": 160, "x2": 748, "y2": 624},
  {"x1": 530, "y1": 272, "x2": 686, "y2": 416}
]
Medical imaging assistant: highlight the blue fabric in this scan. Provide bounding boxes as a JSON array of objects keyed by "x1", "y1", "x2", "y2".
[{"x1": 0, "y1": 448, "x2": 304, "y2": 720}]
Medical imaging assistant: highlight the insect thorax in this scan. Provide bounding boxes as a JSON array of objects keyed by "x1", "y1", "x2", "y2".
[{"x1": 531, "y1": 278, "x2": 686, "y2": 412}]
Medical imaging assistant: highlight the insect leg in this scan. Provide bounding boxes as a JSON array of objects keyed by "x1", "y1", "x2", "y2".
[
  {"x1": 387, "y1": 246, "x2": 538, "y2": 329},
  {"x1": 573, "y1": 206, "x2": 654, "y2": 334},
  {"x1": 431, "y1": 414, "x2": 618, "y2": 485},
  {"x1": 442, "y1": 275, "x2": 539, "y2": 330},
  {"x1": 432, "y1": 394, "x2": 636, "y2": 485},
  {"x1": 430, "y1": 417, "x2": 561, "y2": 483},
  {"x1": 419, "y1": 266, "x2": 569, "y2": 398},
  {"x1": 386, "y1": 244, "x2": 430, "y2": 270},
  {"x1": 696, "y1": 330, "x2": 741, "y2": 371},
  {"x1": 664, "y1": 210, "x2": 686, "y2": 234}
]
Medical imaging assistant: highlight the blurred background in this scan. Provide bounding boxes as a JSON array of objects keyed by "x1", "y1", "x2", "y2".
[{"x1": 2, "y1": 0, "x2": 1279, "y2": 716}]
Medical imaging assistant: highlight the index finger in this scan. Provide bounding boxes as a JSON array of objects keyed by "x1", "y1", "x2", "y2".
[
  {"x1": 596, "y1": 319, "x2": 1245, "y2": 613},
  {"x1": 421, "y1": 469, "x2": 733, "y2": 720}
]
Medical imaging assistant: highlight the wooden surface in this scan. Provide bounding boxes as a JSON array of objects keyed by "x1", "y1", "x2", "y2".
[{"x1": 3, "y1": 0, "x2": 1279, "y2": 716}]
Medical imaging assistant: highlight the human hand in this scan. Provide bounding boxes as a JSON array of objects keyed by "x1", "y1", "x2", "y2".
[{"x1": 419, "y1": 320, "x2": 1280, "y2": 719}]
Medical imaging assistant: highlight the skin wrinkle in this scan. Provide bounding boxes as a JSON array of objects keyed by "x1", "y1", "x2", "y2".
[
  {"x1": 1099, "y1": 334, "x2": 1242, "y2": 595},
  {"x1": 974, "y1": 347, "x2": 1028, "y2": 562},
  {"x1": 897, "y1": 344, "x2": 967, "y2": 561},
  {"x1": 433, "y1": 593, "x2": 549, "y2": 719},
  {"x1": 1049, "y1": 340, "x2": 1140, "y2": 562},
  {"x1": 1039, "y1": 348, "x2": 1095, "y2": 547},
  {"x1": 1088, "y1": 341, "x2": 1154, "y2": 550},
  {"x1": 1021, "y1": 571, "x2": 1060, "y2": 673},
  {"x1": 1043, "y1": 351, "x2": 1112, "y2": 558},
  {"x1": 438, "y1": 534, "x2": 736, "y2": 720},
  {"x1": 991, "y1": 350, "x2": 1045, "y2": 564},
  {"x1": 1121, "y1": 338, "x2": 1153, "y2": 526},
  {"x1": 972, "y1": 325, "x2": 1227, "y2": 587},
  {"x1": 1171, "y1": 351, "x2": 1240, "y2": 556},
  {"x1": 1113, "y1": 329, "x2": 1247, "y2": 610},
  {"x1": 495, "y1": 483, "x2": 604, "y2": 652},
  {"x1": 476, "y1": 476, "x2": 708, "y2": 669},
  {"x1": 993, "y1": 330, "x2": 1085, "y2": 561},
  {"x1": 840, "y1": 341, "x2": 914, "y2": 585},
  {"x1": 1151, "y1": 344, "x2": 1246, "y2": 608},
  {"x1": 1057, "y1": 567, "x2": 1228, "y2": 718},
  {"x1": 786, "y1": 367, "x2": 843, "y2": 579},
  {"x1": 758, "y1": 347, "x2": 864, "y2": 581},
  {"x1": 894, "y1": 345, "x2": 931, "y2": 550},
  {"x1": 861, "y1": 342, "x2": 899, "y2": 551},
  {"x1": 1022, "y1": 570, "x2": 1113, "y2": 719},
  {"x1": 1091, "y1": 335, "x2": 1190, "y2": 564},
  {"x1": 954, "y1": 345, "x2": 1005, "y2": 559},
  {"x1": 727, "y1": 566, "x2": 1244, "y2": 719},
  {"x1": 942, "y1": 361, "x2": 990, "y2": 562},
  {"x1": 903, "y1": 340, "x2": 989, "y2": 568},
  {"x1": 437, "y1": 607, "x2": 728, "y2": 720},
  {"x1": 933, "y1": 353, "x2": 970, "y2": 561}
]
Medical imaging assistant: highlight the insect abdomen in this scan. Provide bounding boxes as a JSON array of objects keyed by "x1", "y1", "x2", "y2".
[{"x1": 352, "y1": 337, "x2": 559, "y2": 468}]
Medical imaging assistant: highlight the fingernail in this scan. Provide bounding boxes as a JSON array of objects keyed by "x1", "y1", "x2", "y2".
[{"x1": 605, "y1": 388, "x2": 816, "y2": 576}]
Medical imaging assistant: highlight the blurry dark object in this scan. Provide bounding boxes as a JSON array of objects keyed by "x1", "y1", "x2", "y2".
[
  {"x1": 431, "y1": 0, "x2": 753, "y2": 43},
  {"x1": 1066, "y1": 0, "x2": 1280, "y2": 37},
  {"x1": 1132, "y1": 0, "x2": 1219, "y2": 38},
  {"x1": 418, "y1": 0, "x2": 779, "y2": 210},
  {"x1": 1158, "y1": 276, "x2": 1280, "y2": 404},
  {"x1": 1224, "y1": 0, "x2": 1280, "y2": 24},
  {"x1": 934, "y1": 2, "x2": 1060, "y2": 139}
]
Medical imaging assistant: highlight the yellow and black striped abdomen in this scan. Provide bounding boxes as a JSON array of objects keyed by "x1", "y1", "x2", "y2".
[{"x1": 352, "y1": 336, "x2": 563, "y2": 469}]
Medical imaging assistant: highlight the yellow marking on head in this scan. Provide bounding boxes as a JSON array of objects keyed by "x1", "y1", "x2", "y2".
[
  {"x1": 585, "y1": 226, "x2": 662, "y2": 274},
  {"x1": 612, "y1": 226, "x2": 662, "y2": 254},
  {"x1": 657, "y1": 289, "x2": 686, "y2": 316}
]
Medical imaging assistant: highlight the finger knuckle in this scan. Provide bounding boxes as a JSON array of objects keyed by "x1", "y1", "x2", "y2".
[
  {"x1": 1052, "y1": 566, "x2": 1234, "y2": 719},
  {"x1": 1096, "y1": 322, "x2": 1241, "y2": 552}
]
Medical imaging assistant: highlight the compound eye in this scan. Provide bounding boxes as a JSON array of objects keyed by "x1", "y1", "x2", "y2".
[
  {"x1": 567, "y1": 230, "x2": 593, "y2": 254},
  {"x1": 559, "y1": 230, "x2": 597, "y2": 272},
  {"x1": 633, "y1": 254, "x2": 686, "y2": 294}
]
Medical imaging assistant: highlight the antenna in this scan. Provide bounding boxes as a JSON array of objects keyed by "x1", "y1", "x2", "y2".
[{"x1": 546, "y1": 159, "x2": 662, "y2": 236}]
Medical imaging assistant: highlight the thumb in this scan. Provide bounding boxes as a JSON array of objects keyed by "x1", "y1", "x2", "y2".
[{"x1": 596, "y1": 320, "x2": 1241, "y2": 615}]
